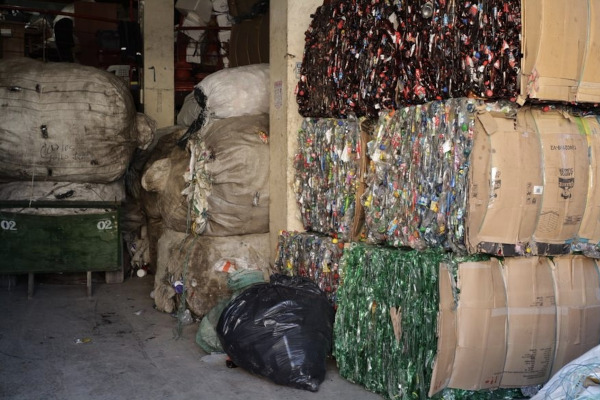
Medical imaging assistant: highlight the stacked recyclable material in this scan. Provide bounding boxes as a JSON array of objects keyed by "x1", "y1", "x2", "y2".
[
  {"x1": 394, "y1": 0, "x2": 521, "y2": 104},
  {"x1": 0, "y1": 58, "x2": 155, "y2": 279},
  {"x1": 151, "y1": 66, "x2": 272, "y2": 321},
  {"x1": 0, "y1": 58, "x2": 152, "y2": 183},
  {"x1": 363, "y1": 98, "x2": 516, "y2": 252},
  {"x1": 294, "y1": 1, "x2": 600, "y2": 400},
  {"x1": 296, "y1": 0, "x2": 399, "y2": 118},
  {"x1": 363, "y1": 101, "x2": 600, "y2": 258},
  {"x1": 274, "y1": 231, "x2": 344, "y2": 306},
  {"x1": 177, "y1": 63, "x2": 269, "y2": 144},
  {"x1": 183, "y1": 114, "x2": 269, "y2": 236},
  {"x1": 294, "y1": 116, "x2": 362, "y2": 241},
  {"x1": 296, "y1": 0, "x2": 521, "y2": 118},
  {"x1": 334, "y1": 243, "x2": 527, "y2": 400},
  {"x1": 152, "y1": 229, "x2": 271, "y2": 317}
]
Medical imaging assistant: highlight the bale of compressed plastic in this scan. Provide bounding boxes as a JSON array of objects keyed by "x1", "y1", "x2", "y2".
[
  {"x1": 274, "y1": 231, "x2": 344, "y2": 307},
  {"x1": 296, "y1": 0, "x2": 521, "y2": 118},
  {"x1": 363, "y1": 99, "x2": 600, "y2": 257},
  {"x1": 0, "y1": 58, "x2": 151, "y2": 183},
  {"x1": 363, "y1": 98, "x2": 498, "y2": 252},
  {"x1": 293, "y1": 116, "x2": 364, "y2": 241},
  {"x1": 334, "y1": 243, "x2": 524, "y2": 399}
]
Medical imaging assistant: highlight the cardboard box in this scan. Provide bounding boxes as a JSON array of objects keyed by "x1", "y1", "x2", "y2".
[
  {"x1": 467, "y1": 107, "x2": 594, "y2": 256},
  {"x1": 528, "y1": 109, "x2": 589, "y2": 253},
  {"x1": 551, "y1": 255, "x2": 600, "y2": 376},
  {"x1": 577, "y1": 116, "x2": 600, "y2": 246},
  {"x1": 467, "y1": 109, "x2": 543, "y2": 255},
  {"x1": 429, "y1": 255, "x2": 600, "y2": 395},
  {"x1": 520, "y1": 0, "x2": 600, "y2": 104}
]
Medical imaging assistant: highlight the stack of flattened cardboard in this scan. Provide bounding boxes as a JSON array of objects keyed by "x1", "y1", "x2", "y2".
[
  {"x1": 520, "y1": 0, "x2": 600, "y2": 104},
  {"x1": 467, "y1": 107, "x2": 600, "y2": 257},
  {"x1": 430, "y1": 255, "x2": 600, "y2": 395}
]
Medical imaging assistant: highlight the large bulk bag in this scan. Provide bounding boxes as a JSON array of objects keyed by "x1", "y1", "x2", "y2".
[
  {"x1": 0, "y1": 58, "x2": 143, "y2": 183},
  {"x1": 185, "y1": 114, "x2": 270, "y2": 236},
  {"x1": 177, "y1": 64, "x2": 269, "y2": 144}
]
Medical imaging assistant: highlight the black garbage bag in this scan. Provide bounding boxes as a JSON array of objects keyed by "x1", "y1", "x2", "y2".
[{"x1": 216, "y1": 274, "x2": 335, "y2": 392}]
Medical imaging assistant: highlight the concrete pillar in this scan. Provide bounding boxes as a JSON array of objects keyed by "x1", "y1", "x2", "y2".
[
  {"x1": 269, "y1": 0, "x2": 321, "y2": 260},
  {"x1": 141, "y1": 0, "x2": 174, "y2": 128}
]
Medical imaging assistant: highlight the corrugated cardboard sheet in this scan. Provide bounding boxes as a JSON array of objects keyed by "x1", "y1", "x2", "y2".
[
  {"x1": 520, "y1": 0, "x2": 600, "y2": 103},
  {"x1": 430, "y1": 255, "x2": 600, "y2": 395},
  {"x1": 467, "y1": 107, "x2": 600, "y2": 255}
]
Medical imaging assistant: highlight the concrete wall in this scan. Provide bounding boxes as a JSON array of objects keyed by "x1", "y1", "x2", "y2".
[
  {"x1": 269, "y1": 0, "x2": 321, "y2": 260},
  {"x1": 142, "y1": 0, "x2": 175, "y2": 128}
]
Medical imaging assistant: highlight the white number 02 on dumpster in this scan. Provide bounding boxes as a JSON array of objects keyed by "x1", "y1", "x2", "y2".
[
  {"x1": 0, "y1": 220, "x2": 17, "y2": 231},
  {"x1": 96, "y1": 220, "x2": 113, "y2": 230}
]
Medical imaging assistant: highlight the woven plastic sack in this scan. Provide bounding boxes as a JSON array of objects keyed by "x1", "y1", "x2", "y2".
[
  {"x1": 177, "y1": 64, "x2": 269, "y2": 145},
  {"x1": 0, "y1": 58, "x2": 146, "y2": 183},
  {"x1": 184, "y1": 114, "x2": 269, "y2": 236}
]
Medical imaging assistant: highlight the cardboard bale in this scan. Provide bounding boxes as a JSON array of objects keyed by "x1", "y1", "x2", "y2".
[
  {"x1": 500, "y1": 257, "x2": 557, "y2": 387},
  {"x1": 429, "y1": 255, "x2": 600, "y2": 395},
  {"x1": 446, "y1": 258, "x2": 508, "y2": 390},
  {"x1": 428, "y1": 262, "x2": 458, "y2": 396},
  {"x1": 467, "y1": 109, "x2": 543, "y2": 256},
  {"x1": 575, "y1": 116, "x2": 600, "y2": 256},
  {"x1": 550, "y1": 255, "x2": 600, "y2": 377},
  {"x1": 467, "y1": 106, "x2": 595, "y2": 256},
  {"x1": 528, "y1": 109, "x2": 589, "y2": 254},
  {"x1": 520, "y1": 0, "x2": 600, "y2": 104}
]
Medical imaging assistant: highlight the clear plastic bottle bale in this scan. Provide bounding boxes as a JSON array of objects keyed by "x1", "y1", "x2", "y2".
[
  {"x1": 363, "y1": 98, "x2": 518, "y2": 253},
  {"x1": 274, "y1": 231, "x2": 343, "y2": 307},
  {"x1": 216, "y1": 274, "x2": 335, "y2": 392},
  {"x1": 294, "y1": 116, "x2": 361, "y2": 241},
  {"x1": 363, "y1": 99, "x2": 479, "y2": 250}
]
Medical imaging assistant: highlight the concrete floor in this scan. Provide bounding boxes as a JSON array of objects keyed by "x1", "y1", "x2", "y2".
[{"x1": 0, "y1": 274, "x2": 384, "y2": 400}]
